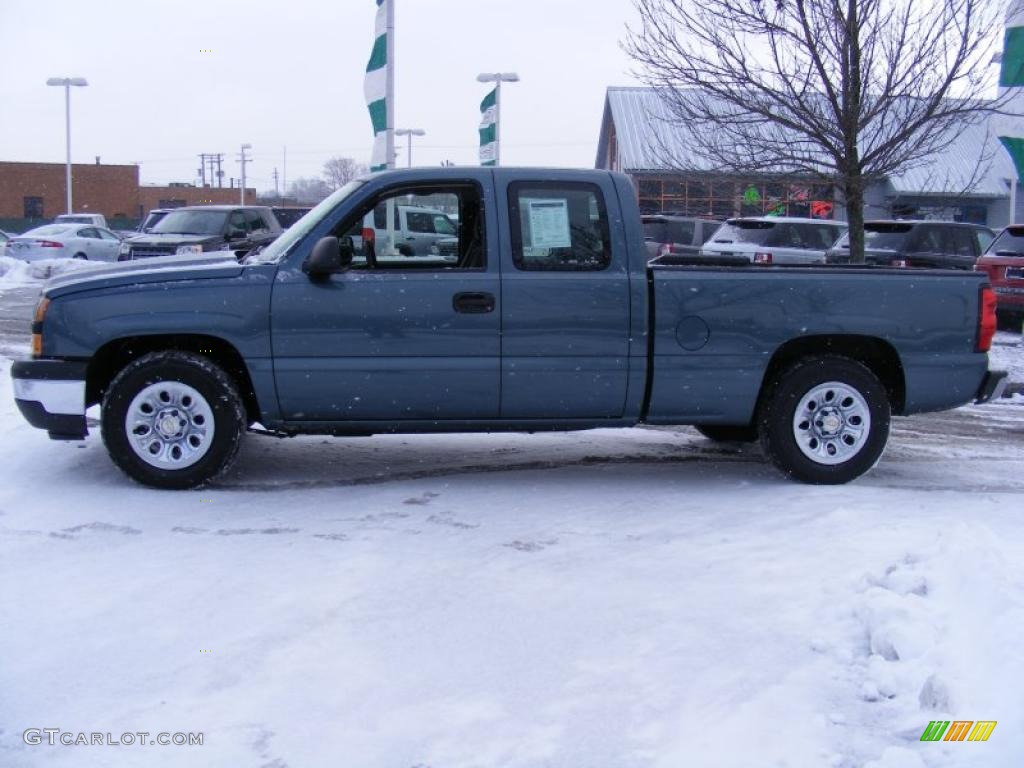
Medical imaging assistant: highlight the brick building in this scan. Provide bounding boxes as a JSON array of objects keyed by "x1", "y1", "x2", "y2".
[{"x1": 0, "y1": 160, "x2": 256, "y2": 226}]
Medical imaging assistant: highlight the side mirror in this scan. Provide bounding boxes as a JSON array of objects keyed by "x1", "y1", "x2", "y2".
[{"x1": 303, "y1": 236, "x2": 348, "y2": 278}]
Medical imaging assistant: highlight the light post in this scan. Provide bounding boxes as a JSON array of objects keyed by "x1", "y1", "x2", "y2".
[
  {"x1": 395, "y1": 128, "x2": 426, "y2": 167},
  {"x1": 46, "y1": 77, "x2": 88, "y2": 214},
  {"x1": 239, "y1": 144, "x2": 252, "y2": 204},
  {"x1": 476, "y1": 72, "x2": 519, "y2": 166}
]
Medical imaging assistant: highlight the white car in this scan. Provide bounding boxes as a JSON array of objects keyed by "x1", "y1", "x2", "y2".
[
  {"x1": 700, "y1": 216, "x2": 848, "y2": 265},
  {"x1": 6, "y1": 224, "x2": 122, "y2": 263}
]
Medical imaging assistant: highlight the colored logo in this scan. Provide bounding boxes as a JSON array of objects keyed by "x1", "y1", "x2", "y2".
[{"x1": 920, "y1": 720, "x2": 997, "y2": 742}]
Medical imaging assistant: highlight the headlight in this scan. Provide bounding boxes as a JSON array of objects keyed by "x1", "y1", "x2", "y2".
[
  {"x1": 175, "y1": 244, "x2": 204, "y2": 256},
  {"x1": 118, "y1": 242, "x2": 131, "y2": 255}
]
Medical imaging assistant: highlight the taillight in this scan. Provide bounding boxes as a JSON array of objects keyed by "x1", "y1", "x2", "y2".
[
  {"x1": 891, "y1": 259, "x2": 907, "y2": 268},
  {"x1": 977, "y1": 285, "x2": 997, "y2": 352},
  {"x1": 361, "y1": 227, "x2": 375, "y2": 243},
  {"x1": 658, "y1": 243, "x2": 670, "y2": 257},
  {"x1": 37, "y1": 240, "x2": 63, "y2": 248},
  {"x1": 753, "y1": 252, "x2": 772, "y2": 264}
]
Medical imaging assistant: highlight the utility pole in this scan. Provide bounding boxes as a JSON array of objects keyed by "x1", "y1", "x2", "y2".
[
  {"x1": 215, "y1": 153, "x2": 224, "y2": 187},
  {"x1": 238, "y1": 144, "x2": 252, "y2": 204},
  {"x1": 206, "y1": 155, "x2": 218, "y2": 188},
  {"x1": 272, "y1": 168, "x2": 280, "y2": 200},
  {"x1": 198, "y1": 154, "x2": 207, "y2": 186}
]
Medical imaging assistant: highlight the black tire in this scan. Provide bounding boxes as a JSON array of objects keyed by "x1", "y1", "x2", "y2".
[
  {"x1": 695, "y1": 424, "x2": 758, "y2": 443},
  {"x1": 73, "y1": 252, "x2": 88, "y2": 260},
  {"x1": 101, "y1": 351, "x2": 245, "y2": 489},
  {"x1": 758, "y1": 356, "x2": 890, "y2": 484}
]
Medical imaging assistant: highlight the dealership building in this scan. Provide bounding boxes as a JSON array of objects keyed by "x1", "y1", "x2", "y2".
[
  {"x1": 0, "y1": 160, "x2": 256, "y2": 230},
  {"x1": 596, "y1": 87, "x2": 1022, "y2": 228}
]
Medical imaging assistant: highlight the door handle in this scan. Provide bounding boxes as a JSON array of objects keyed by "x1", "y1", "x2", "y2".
[{"x1": 452, "y1": 291, "x2": 495, "y2": 314}]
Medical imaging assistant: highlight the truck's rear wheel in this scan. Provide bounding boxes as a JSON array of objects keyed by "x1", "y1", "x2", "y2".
[
  {"x1": 101, "y1": 351, "x2": 245, "y2": 489},
  {"x1": 758, "y1": 356, "x2": 889, "y2": 484},
  {"x1": 695, "y1": 424, "x2": 758, "y2": 443}
]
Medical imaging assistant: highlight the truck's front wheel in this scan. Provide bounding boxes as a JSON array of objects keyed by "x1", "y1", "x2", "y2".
[
  {"x1": 758, "y1": 356, "x2": 890, "y2": 484},
  {"x1": 101, "y1": 351, "x2": 245, "y2": 489}
]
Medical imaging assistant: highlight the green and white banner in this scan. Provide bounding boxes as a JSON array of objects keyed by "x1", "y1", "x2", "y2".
[
  {"x1": 997, "y1": 3, "x2": 1024, "y2": 179},
  {"x1": 365, "y1": 0, "x2": 389, "y2": 171},
  {"x1": 479, "y1": 88, "x2": 497, "y2": 166}
]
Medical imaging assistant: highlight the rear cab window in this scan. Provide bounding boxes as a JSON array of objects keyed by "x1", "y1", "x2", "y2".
[
  {"x1": 708, "y1": 220, "x2": 775, "y2": 246},
  {"x1": 509, "y1": 182, "x2": 611, "y2": 271}
]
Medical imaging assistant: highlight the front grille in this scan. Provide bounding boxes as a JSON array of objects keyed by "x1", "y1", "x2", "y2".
[
  {"x1": 129, "y1": 245, "x2": 176, "y2": 259},
  {"x1": 438, "y1": 240, "x2": 458, "y2": 257},
  {"x1": 1006, "y1": 267, "x2": 1023, "y2": 280}
]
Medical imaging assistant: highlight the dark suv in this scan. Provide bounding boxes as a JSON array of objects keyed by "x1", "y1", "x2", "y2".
[
  {"x1": 119, "y1": 206, "x2": 282, "y2": 261},
  {"x1": 825, "y1": 220, "x2": 994, "y2": 269},
  {"x1": 641, "y1": 214, "x2": 721, "y2": 258}
]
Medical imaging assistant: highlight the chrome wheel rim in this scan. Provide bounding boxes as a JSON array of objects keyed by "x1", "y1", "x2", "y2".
[
  {"x1": 792, "y1": 381, "x2": 871, "y2": 465},
  {"x1": 125, "y1": 381, "x2": 215, "y2": 469}
]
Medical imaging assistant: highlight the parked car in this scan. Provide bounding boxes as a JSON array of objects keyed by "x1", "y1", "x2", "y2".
[
  {"x1": 11, "y1": 168, "x2": 1005, "y2": 490},
  {"x1": 0, "y1": 229, "x2": 11, "y2": 257},
  {"x1": 6, "y1": 224, "x2": 122, "y2": 262},
  {"x1": 700, "y1": 217, "x2": 847, "y2": 264},
  {"x1": 118, "y1": 205, "x2": 282, "y2": 261},
  {"x1": 641, "y1": 214, "x2": 720, "y2": 258},
  {"x1": 975, "y1": 224, "x2": 1024, "y2": 328},
  {"x1": 271, "y1": 206, "x2": 313, "y2": 229},
  {"x1": 54, "y1": 213, "x2": 108, "y2": 229},
  {"x1": 825, "y1": 220, "x2": 995, "y2": 269},
  {"x1": 360, "y1": 203, "x2": 459, "y2": 256},
  {"x1": 138, "y1": 209, "x2": 173, "y2": 233}
]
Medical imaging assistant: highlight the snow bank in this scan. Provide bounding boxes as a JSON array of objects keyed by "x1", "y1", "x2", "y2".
[{"x1": 0, "y1": 256, "x2": 102, "y2": 288}]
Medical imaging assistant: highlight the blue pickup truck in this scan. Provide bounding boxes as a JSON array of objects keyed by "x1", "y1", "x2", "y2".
[{"x1": 11, "y1": 168, "x2": 1006, "y2": 489}]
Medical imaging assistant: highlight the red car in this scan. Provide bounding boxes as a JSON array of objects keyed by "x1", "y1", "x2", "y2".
[{"x1": 976, "y1": 225, "x2": 1024, "y2": 329}]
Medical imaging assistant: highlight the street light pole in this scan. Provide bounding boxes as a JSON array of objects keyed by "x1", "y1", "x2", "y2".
[
  {"x1": 476, "y1": 72, "x2": 519, "y2": 166},
  {"x1": 46, "y1": 77, "x2": 88, "y2": 214},
  {"x1": 394, "y1": 128, "x2": 426, "y2": 168},
  {"x1": 239, "y1": 144, "x2": 252, "y2": 204}
]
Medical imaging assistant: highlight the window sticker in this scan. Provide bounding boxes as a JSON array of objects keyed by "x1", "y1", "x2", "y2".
[{"x1": 526, "y1": 198, "x2": 572, "y2": 248}]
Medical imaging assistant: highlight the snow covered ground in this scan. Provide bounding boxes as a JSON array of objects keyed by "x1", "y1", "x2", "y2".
[{"x1": 0, "y1": 279, "x2": 1022, "y2": 767}]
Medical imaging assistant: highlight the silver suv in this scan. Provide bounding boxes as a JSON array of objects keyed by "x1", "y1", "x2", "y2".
[{"x1": 700, "y1": 217, "x2": 847, "y2": 265}]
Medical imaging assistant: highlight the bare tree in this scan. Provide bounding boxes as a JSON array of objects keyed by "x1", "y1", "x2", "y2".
[
  {"x1": 624, "y1": 0, "x2": 1005, "y2": 262},
  {"x1": 288, "y1": 177, "x2": 332, "y2": 204},
  {"x1": 323, "y1": 156, "x2": 368, "y2": 190}
]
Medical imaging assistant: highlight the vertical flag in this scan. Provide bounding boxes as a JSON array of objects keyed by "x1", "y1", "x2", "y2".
[
  {"x1": 997, "y1": 4, "x2": 1024, "y2": 181},
  {"x1": 479, "y1": 88, "x2": 498, "y2": 166},
  {"x1": 365, "y1": 0, "x2": 389, "y2": 171}
]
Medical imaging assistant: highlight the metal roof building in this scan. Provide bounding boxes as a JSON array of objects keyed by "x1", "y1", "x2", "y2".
[{"x1": 595, "y1": 87, "x2": 1019, "y2": 227}]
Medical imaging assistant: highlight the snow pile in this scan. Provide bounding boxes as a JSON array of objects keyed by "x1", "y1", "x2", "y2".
[
  {"x1": 0, "y1": 256, "x2": 101, "y2": 287},
  {"x1": 851, "y1": 526, "x2": 1024, "y2": 766}
]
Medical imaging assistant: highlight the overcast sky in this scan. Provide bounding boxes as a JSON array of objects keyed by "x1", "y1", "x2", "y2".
[{"x1": 0, "y1": 0, "x2": 644, "y2": 192}]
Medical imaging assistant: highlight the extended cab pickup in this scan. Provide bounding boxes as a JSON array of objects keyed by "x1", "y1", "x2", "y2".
[{"x1": 11, "y1": 168, "x2": 1007, "y2": 489}]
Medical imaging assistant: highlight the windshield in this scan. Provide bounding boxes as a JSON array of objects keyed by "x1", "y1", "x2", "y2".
[
  {"x1": 987, "y1": 226, "x2": 1024, "y2": 256},
  {"x1": 56, "y1": 216, "x2": 94, "y2": 224},
  {"x1": 710, "y1": 220, "x2": 775, "y2": 245},
  {"x1": 151, "y1": 210, "x2": 229, "y2": 235},
  {"x1": 247, "y1": 180, "x2": 365, "y2": 265}
]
